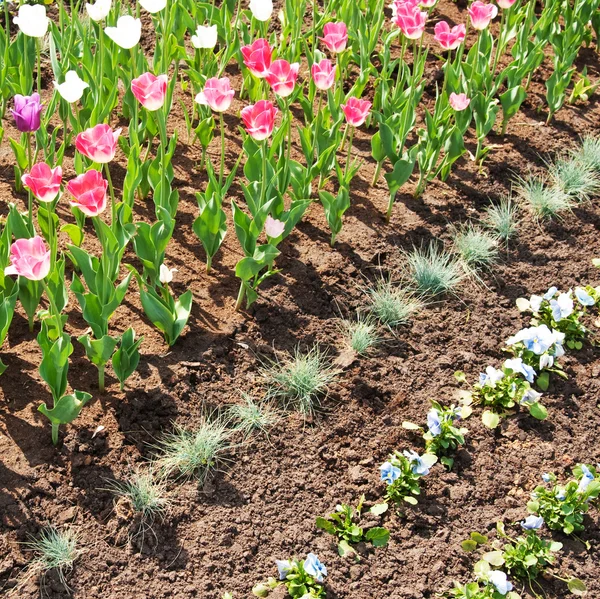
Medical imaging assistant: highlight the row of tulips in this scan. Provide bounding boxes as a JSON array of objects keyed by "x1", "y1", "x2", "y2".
[{"x1": 0, "y1": 0, "x2": 599, "y2": 444}]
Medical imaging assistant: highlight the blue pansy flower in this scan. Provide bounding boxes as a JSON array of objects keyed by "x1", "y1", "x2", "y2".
[
  {"x1": 556, "y1": 489, "x2": 566, "y2": 501},
  {"x1": 479, "y1": 365, "x2": 504, "y2": 388},
  {"x1": 506, "y1": 325, "x2": 555, "y2": 355},
  {"x1": 542, "y1": 473, "x2": 552, "y2": 483},
  {"x1": 303, "y1": 553, "x2": 327, "y2": 582},
  {"x1": 427, "y1": 409, "x2": 442, "y2": 437},
  {"x1": 276, "y1": 559, "x2": 293, "y2": 580},
  {"x1": 380, "y1": 461, "x2": 401, "y2": 485},
  {"x1": 503, "y1": 357, "x2": 536, "y2": 383},
  {"x1": 529, "y1": 294, "x2": 543, "y2": 312},
  {"x1": 521, "y1": 515, "x2": 544, "y2": 530},
  {"x1": 550, "y1": 292, "x2": 573, "y2": 322},
  {"x1": 488, "y1": 570, "x2": 513, "y2": 596},
  {"x1": 578, "y1": 465, "x2": 595, "y2": 493},
  {"x1": 520, "y1": 388, "x2": 542, "y2": 405},
  {"x1": 403, "y1": 450, "x2": 433, "y2": 476},
  {"x1": 543, "y1": 286, "x2": 558, "y2": 300},
  {"x1": 575, "y1": 287, "x2": 595, "y2": 306}
]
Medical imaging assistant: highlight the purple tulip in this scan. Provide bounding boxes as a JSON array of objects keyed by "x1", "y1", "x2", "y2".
[{"x1": 12, "y1": 93, "x2": 43, "y2": 133}]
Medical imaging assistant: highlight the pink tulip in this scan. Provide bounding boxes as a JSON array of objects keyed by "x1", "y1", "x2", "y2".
[
  {"x1": 320, "y1": 22, "x2": 348, "y2": 53},
  {"x1": 21, "y1": 163, "x2": 62, "y2": 203},
  {"x1": 392, "y1": 3, "x2": 427, "y2": 39},
  {"x1": 196, "y1": 77, "x2": 235, "y2": 112},
  {"x1": 434, "y1": 21, "x2": 466, "y2": 51},
  {"x1": 449, "y1": 92, "x2": 470, "y2": 111},
  {"x1": 341, "y1": 97, "x2": 372, "y2": 127},
  {"x1": 265, "y1": 59, "x2": 300, "y2": 98},
  {"x1": 311, "y1": 59, "x2": 336, "y2": 91},
  {"x1": 419, "y1": 0, "x2": 437, "y2": 7},
  {"x1": 241, "y1": 38, "x2": 272, "y2": 78},
  {"x1": 468, "y1": 1, "x2": 498, "y2": 30},
  {"x1": 241, "y1": 100, "x2": 278, "y2": 141},
  {"x1": 497, "y1": 0, "x2": 517, "y2": 8},
  {"x1": 4, "y1": 236, "x2": 51, "y2": 281},
  {"x1": 265, "y1": 215, "x2": 285, "y2": 238},
  {"x1": 391, "y1": 0, "x2": 419, "y2": 15},
  {"x1": 131, "y1": 72, "x2": 168, "y2": 111},
  {"x1": 66, "y1": 170, "x2": 108, "y2": 217},
  {"x1": 75, "y1": 123, "x2": 121, "y2": 163}
]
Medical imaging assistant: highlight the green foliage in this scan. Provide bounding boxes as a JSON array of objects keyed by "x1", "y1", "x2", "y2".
[
  {"x1": 25, "y1": 527, "x2": 81, "y2": 588},
  {"x1": 573, "y1": 135, "x2": 600, "y2": 173},
  {"x1": 501, "y1": 529, "x2": 561, "y2": 581},
  {"x1": 527, "y1": 465, "x2": 600, "y2": 535},
  {"x1": 548, "y1": 155, "x2": 600, "y2": 202},
  {"x1": 315, "y1": 495, "x2": 389, "y2": 557},
  {"x1": 514, "y1": 176, "x2": 572, "y2": 220},
  {"x1": 341, "y1": 314, "x2": 380, "y2": 355},
  {"x1": 366, "y1": 278, "x2": 423, "y2": 328},
  {"x1": 381, "y1": 450, "x2": 437, "y2": 506},
  {"x1": 453, "y1": 224, "x2": 499, "y2": 271},
  {"x1": 228, "y1": 394, "x2": 279, "y2": 437},
  {"x1": 484, "y1": 197, "x2": 520, "y2": 243},
  {"x1": 112, "y1": 328, "x2": 143, "y2": 390},
  {"x1": 157, "y1": 419, "x2": 231, "y2": 484},
  {"x1": 263, "y1": 345, "x2": 339, "y2": 415},
  {"x1": 405, "y1": 243, "x2": 464, "y2": 296}
]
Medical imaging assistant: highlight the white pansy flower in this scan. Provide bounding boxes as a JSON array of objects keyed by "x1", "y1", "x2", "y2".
[
  {"x1": 14, "y1": 4, "x2": 49, "y2": 38},
  {"x1": 54, "y1": 71, "x2": 89, "y2": 103},
  {"x1": 104, "y1": 15, "x2": 142, "y2": 49}
]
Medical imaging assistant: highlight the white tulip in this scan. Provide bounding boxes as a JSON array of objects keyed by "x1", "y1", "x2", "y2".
[
  {"x1": 159, "y1": 264, "x2": 177, "y2": 284},
  {"x1": 104, "y1": 15, "x2": 142, "y2": 49},
  {"x1": 13, "y1": 4, "x2": 49, "y2": 38},
  {"x1": 249, "y1": 0, "x2": 273, "y2": 21},
  {"x1": 191, "y1": 24, "x2": 218, "y2": 49},
  {"x1": 85, "y1": 0, "x2": 112, "y2": 21},
  {"x1": 54, "y1": 71, "x2": 89, "y2": 103},
  {"x1": 139, "y1": 0, "x2": 167, "y2": 14}
]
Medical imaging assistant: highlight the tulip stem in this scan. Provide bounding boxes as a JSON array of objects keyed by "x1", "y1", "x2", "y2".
[
  {"x1": 36, "y1": 39, "x2": 41, "y2": 95},
  {"x1": 234, "y1": 282, "x2": 245, "y2": 311},
  {"x1": 51, "y1": 423, "x2": 59, "y2": 446},
  {"x1": 219, "y1": 112, "x2": 225, "y2": 186},
  {"x1": 260, "y1": 139, "x2": 268, "y2": 208},
  {"x1": 104, "y1": 163, "x2": 116, "y2": 227},
  {"x1": 26, "y1": 132, "x2": 34, "y2": 236},
  {"x1": 344, "y1": 126, "x2": 355, "y2": 179},
  {"x1": 41, "y1": 279, "x2": 63, "y2": 336},
  {"x1": 98, "y1": 364, "x2": 105, "y2": 393},
  {"x1": 372, "y1": 161, "x2": 382, "y2": 187}
]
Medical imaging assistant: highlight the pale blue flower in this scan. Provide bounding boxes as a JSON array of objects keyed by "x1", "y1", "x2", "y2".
[
  {"x1": 276, "y1": 559, "x2": 293, "y2": 580},
  {"x1": 506, "y1": 325, "x2": 555, "y2": 355},
  {"x1": 578, "y1": 465, "x2": 595, "y2": 493},
  {"x1": 380, "y1": 461, "x2": 401, "y2": 485},
  {"x1": 529, "y1": 294, "x2": 543, "y2": 312},
  {"x1": 303, "y1": 553, "x2": 327, "y2": 582},
  {"x1": 503, "y1": 358, "x2": 536, "y2": 383},
  {"x1": 542, "y1": 473, "x2": 552, "y2": 483},
  {"x1": 479, "y1": 365, "x2": 504, "y2": 388},
  {"x1": 543, "y1": 286, "x2": 558, "y2": 300},
  {"x1": 550, "y1": 292, "x2": 573, "y2": 322},
  {"x1": 521, "y1": 388, "x2": 542, "y2": 405},
  {"x1": 427, "y1": 409, "x2": 442, "y2": 436},
  {"x1": 403, "y1": 450, "x2": 431, "y2": 476},
  {"x1": 556, "y1": 489, "x2": 566, "y2": 501},
  {"x1": 575, "y1": 287, "x2": 595, "y2": 306},
  {"x1": 521, "y1": 515, "x2": 544, "y2": 530},
  {"x1": 488, "y1": 570, "x2": 513, "y2": 595},
  {"x1": 539, "y1": 353, "x2": 554, "y2": 369}
]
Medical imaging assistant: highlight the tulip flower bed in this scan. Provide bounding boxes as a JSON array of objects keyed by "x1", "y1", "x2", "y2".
[{"x1": 1, "y1": 0, "x2": 600, "y2": 597}]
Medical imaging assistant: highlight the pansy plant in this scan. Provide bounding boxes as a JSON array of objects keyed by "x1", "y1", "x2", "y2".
[
  {"x1": 527, "y1": 465, "x2": 600, "y2": 536},
  {"x1": 504, "y1": 324, "x2": 566, "y2": 391},
  {"x1": 253, "y1": 553, "x2": 327, "y2": 598},
  {"x1": 516, "y1": 286, "x2": 597, "y2": 350},
  {"x1": 315, "y1": 494, "x2": 389, "y2": 558},
  {"x1": 403, "y1": 400, "x2": 470, "y2": 469},
  {"x1": 458, "y1": 358, "x2": 547, "y2": 429},
  {"x1": 375, "y1": 450, "x2": 437, "y2": 511}
]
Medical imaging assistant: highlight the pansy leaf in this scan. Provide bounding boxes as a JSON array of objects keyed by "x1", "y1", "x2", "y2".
[
  {"x1": 567, "y1": 578, "x2": 587, "y2": 595},
  {"x1": 370, "y1": 503, "x2": 389, "y2": 516},
  {"x1": 482, "y1": 411, "x2": 500, "y2": 429}
]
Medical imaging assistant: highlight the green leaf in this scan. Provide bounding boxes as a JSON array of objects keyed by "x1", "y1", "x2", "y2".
[
  {"x1": 567, "y1": 578, "x2": 587, "y2": 595},
  {"x1": 370, "y1": 503, "x2": 389, "y2": 516},
  {"x1": 536, "y1": 371, "x2": 550, "y2": 391},
  {"x1": 482, "y1": 410, "x2": 500, "y2": 429},
  {"x1": 470, "y1": 532, "x2": 488, "y2": 545},
  {"x1": 461, "y1": 539, "x2": 478, "y2": 552},
  {"x1": 483, "y1": 551, "x2": 505, "y2": 566},
  {"x1": 315, "y1": 517, "x2": 337, "y2": 535},
  {"x1": 402, "y1": 421, "x2": 422, "y2": 430},
  {"x1": 403, "y1": 496, "x2": 418, "y2": 505},
  {"x1": 529, "y1": 402, "x2": 548, "y2": 420},
  {"x1": 454, "y1": 370, "x2": 467, "y2": 382},
  {"x1": 38, "y1": 390, "x2": 92, "y2": 426},
  {"x1": 337, "y1": 539, "x2": 357, "y2": 557},
  {"x1": 365, "y1": 527, "x2": 390, "y2": 547}
]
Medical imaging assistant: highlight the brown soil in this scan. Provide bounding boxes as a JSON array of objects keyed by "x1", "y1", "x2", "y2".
[{"x1": 1, "y1": 2, "x2": 600, "y2": 598}]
